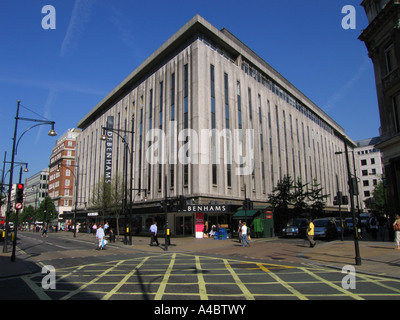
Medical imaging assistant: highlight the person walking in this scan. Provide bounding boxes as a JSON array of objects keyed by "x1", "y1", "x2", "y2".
[
  {"x1": 150, "y1": 222, "x2": 159, "y2": 246},
  {"x1": 369, "y1": 215, "x2": 378, "y2": 240},
  {"x1": 241, "y1": 222, "x2": 250, "y2": 247},
  {"x1": 378, "y1": 214, "x2": 387, "y2": 241},
  {"x1": 237, "y1": 220, "x2": 243, "y2": 243},
  {"x1": 307, "y1": 219, "x2": 316, "y2": 248},
  {"x1": 393, "y1": 214, "x2": 400, "y2": 249},
  {"x1": 96, "y1": 224, "x2": 105, "y2": 250}
]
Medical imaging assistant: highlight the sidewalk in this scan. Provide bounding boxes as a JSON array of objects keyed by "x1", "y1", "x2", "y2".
[{"x1": 1, "y1": 231, "x2": 400, "y2": 279}]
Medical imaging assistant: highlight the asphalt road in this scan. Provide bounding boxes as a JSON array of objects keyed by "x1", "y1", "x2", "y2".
[{"x1": 2, "y1": 232, "x2": 400, "y2": 301}]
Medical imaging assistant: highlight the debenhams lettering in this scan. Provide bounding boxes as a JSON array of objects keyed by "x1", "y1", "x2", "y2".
[{"x1": 186, "y1": 205, "x2": 227, "y2": 212}]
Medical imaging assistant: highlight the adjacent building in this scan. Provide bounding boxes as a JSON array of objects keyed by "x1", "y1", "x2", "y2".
[
  {"x1": 74, "y1": 15, "x2": 356, "y2": 236},
  {"x1": 355, "y1": 137, "x2": 384, "y2": 210},
  {"x1": 48, "y1": 129, "x2": 81, "y2": 216},
  {"x1": 359, "y1": 0, "x2": 400, "y2": 215},
  {"x1": 24, "y1": 168, "x2": 49, "y2": 211}
]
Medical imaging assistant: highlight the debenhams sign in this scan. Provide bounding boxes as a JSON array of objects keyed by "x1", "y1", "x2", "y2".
[{"x1": 186, "y1": 205, "x2": 228, "y2": 212}]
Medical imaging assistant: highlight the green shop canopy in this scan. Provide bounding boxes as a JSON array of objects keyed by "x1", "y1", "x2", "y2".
[{"x1": 232, "y1": 209, "x2": 260, "y2": 219}]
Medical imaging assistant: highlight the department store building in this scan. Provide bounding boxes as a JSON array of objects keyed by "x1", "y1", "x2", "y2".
[{"x1": 74, "y1": 15, "x2": 356, "y2": 236}]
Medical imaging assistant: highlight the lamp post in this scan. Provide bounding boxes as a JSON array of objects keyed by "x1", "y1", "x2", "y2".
[
  {"x1": 335, "y1": 141, "x2": 362, "y2": 266},
  {"x1": 100, "y1": 126, "x2": 134, "y2": 245},
  {"x1": 3, "y1": 100, "x2": 57, "y2": 255}
]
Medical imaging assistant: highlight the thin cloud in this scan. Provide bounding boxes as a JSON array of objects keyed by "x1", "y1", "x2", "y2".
[
  {"x1": 60, "y1": 0, "x2": 96, "y2": 57},
  {"x1": 325, "y1": 56, "x2": 370, "y2": 111}
]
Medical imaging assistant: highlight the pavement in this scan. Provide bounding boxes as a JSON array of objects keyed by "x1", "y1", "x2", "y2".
[{"x1": 1, "y1": 230, "x2": 400, "y2": 280}]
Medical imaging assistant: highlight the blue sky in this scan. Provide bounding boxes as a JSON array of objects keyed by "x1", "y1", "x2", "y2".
[{"x1": 0, "y1": 0, "x2": 379, "y2": 183}]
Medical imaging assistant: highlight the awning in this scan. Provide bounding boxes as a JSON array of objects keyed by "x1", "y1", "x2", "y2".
[{"x1": 232, "y1": 210, "x2": 260, "y2": 219}]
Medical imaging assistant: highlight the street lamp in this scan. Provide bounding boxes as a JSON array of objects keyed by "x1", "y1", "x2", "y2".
[
  {"x1": 100, "y1": 126, "x2": 134, "y2": 245},
  {"x1": 335, "y1": 141, "x2": 362, "y2": 266},
  {"x1": 3, "y1": 100, "x2": 57, "y2": 256}
]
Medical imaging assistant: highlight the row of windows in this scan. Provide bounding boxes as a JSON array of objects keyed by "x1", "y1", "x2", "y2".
[
  {"x1": 207, "y1": 63, "x2": 343, "y2": 195},
  {"x1": 241, "y1": 60, "x2": 333, "y2": 134}
]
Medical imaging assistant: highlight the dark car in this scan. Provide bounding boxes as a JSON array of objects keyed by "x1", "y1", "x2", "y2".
[
  {"x1": 282, "y1": 218, "x2": 308, "y2": 238},
  {"x1": 335, "y1": 218, "x2": 350, "y2": 236},
  {"x1": 313, "y1": 218, "x2": 337, "y2": 239},
  {"x1": 345, "y1": 217, "x2": 358, "y2": 232}
]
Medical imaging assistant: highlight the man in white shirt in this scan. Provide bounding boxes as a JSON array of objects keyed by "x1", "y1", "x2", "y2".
[
  {"x1": 150, "y1": 222, "x2": 159, "y2": 246},
  {"x1": 241, "y1": 222, "x2": 250, "y2": 247},
  {"x1": 96, "y1": 225, "x2": 105, "y2": 250}
]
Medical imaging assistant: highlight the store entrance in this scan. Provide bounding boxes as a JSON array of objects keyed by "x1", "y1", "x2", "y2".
[{"x1": 175, "y1": 215, "x2": 193, "y2": 236}]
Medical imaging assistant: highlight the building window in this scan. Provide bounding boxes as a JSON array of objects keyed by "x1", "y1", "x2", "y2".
[
  {"x1": 362, "y1": 170, "x2": 368, "y2": 176},
  {"x1": 170, "y1": 73, "x2": 175, "y2": 189},
  {"x1": 385, "y1": 43, "x2": 397, "y2": 74},
  {"x1": 393, "y1": 95, "x2": 400, "y2": 133},
  {"x1": 371, "y1": 158, "x2": 375, "y2": 165},
  {"x1": 210, "y1": 65, "x2": 217, "y2": 185},
  {"x1": 363, "y1": 180, "x2": 369, "y2": 187},
  {"x1": 361, "y1": 159, "x2": 367, "y2": 166},
  {"x1": 184, "y1": 64, "x2": 189, "y2": 186},
  {"x1": 224, "y1": 73, "x2": 231, "y2": 187}
]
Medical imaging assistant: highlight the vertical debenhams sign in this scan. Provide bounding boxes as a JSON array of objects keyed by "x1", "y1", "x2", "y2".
[{"x1": 104, "y1": 116, "x2": 114, "y2": 183}]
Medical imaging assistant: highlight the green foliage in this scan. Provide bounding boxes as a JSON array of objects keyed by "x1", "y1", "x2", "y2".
[
  {"x1": 364, "y1": 181, "x2": 387, "y2": 214},
  {"x1": 36, "y1": 196, "x2": 58, "y2": 222},
  {"x1": 268, "y1": 175, "x2": 329, "y2": 217}
]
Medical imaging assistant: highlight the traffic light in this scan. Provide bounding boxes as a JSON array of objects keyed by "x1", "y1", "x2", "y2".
[
  {"x1": 178, "y1": 196, "x2": 185, "y2": 211},
  {"x1": 15, "y1": 183, "x2": 24, "y2": 210},
  {"x1": 243, "y1": 198, "x2": 252, "y2": 210}
]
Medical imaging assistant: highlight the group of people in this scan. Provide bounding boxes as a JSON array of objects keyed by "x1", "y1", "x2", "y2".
[{"x1": 93, "y1": 222, "x2": 116, "y2": 250}]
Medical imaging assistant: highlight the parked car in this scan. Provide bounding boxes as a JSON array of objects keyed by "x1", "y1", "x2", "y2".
[
  {"x1": 360, "y1": 213, "x2": 370, "y2": 226},
  {"x1": 282, "y1": 218, "x2": 308, "y2": 238},
  {"x1": 313, "y1": 218, "x2": 337, "y2": 239},
  {"x1": 345, "y1": 217, "x2": 358, "y2": 232},
  {"x1": 335, "y1": 218, "x2": 350, "y2": 236}
]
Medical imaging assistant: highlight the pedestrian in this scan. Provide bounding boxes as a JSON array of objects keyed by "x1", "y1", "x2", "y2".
[
  {"x1": 104, "y1": 221, "x2": 110, "y2": 235},
  {"x1": 378, "y1": 213, "x2": 387, "y2": 241},
  {"x1": 237, "y1": 220, "x2": 243, "y2": 243},
  {"x1": 209, "y1": 224, "x2": 217, "y2": 238},
  {"x1": 241, "y1": 222, "x2": 250, "y2": 247},
  {"x1": 92, "y1": 224, "x2": 97, "y2": 236},
  {"x1": 150, "y1": 221, "x2": 159, "y2": 246},
  {"x1": 203, "y1": 221, "x2": 208, "y2": 238},
  {"x1": 109, "y1": 228, "x2": 115, "y2": 243},
  {"x1": 96, "y1": 224, "x2": 105, "y2": 250},
  {"x1": 41, "y1": 226, "x2": 48, "y2": 238},
  {"x1": 307, "y1": 219, "x2": 316, "y2": 248},
  {"x1": 369, "y1": 215, "x2": 378, "y2": 240},
  {"x1": 393, "y1": 214, "x2": 400, "y2": 249}
]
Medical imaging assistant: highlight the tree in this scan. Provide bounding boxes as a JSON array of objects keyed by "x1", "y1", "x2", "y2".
[
  {"x1": 36, "y1": 197, "x2": 58, "y2": 227},
  {"x1": 292, "y1": 178, "x2": 309, "y2": 216},
  {"x1": 364, "y1": 181, "x2": 387, "y2": 214},
  {"x1": 307, "y1": 179, "x2": 329, "y2": 218},
  {"x1": 267, "y1": 175, "x2": 294, "y2": 233},
  {"x1": 90, "y1": 174, "x2": 125, "y2": 237}
]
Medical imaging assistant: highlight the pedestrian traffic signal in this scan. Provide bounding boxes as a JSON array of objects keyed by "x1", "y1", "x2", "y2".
[
  {"x1": 15, "y1": 183, "x2": 24, "y2": 210},
  {"x1": 16, "y1": 183, "x2": 24, "y2": 203}
]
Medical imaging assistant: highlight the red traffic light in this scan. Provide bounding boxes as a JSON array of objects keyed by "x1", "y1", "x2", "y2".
[{"x1": 16, "y1": 183, "x2": 24, "y2": 204}]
